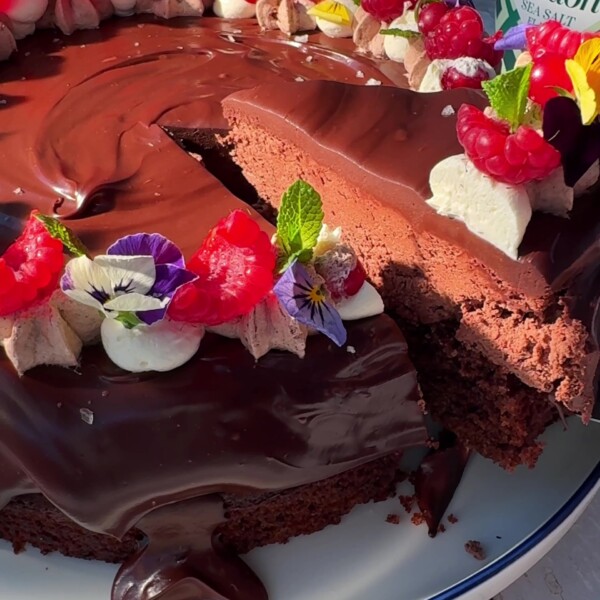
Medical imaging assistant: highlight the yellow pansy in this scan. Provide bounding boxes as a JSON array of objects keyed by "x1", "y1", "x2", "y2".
[
  {"x1": 307, "y1": 0, "x2": 352, "y2": 26},
  {"x1": 565, "y1": 38, "x2": 600, "y2": 125}
]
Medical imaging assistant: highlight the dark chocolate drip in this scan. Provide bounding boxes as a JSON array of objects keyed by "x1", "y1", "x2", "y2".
[
  {"x1": 413, "y1": 434, "x2": 470, "y2": 537},
  {"x1": 114, "y1": 496, "x2": 267, "y2": 600}
]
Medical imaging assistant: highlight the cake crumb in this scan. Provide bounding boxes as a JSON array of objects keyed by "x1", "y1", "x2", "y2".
[
  {"x1": 80, "y1": 408, "x2": 94, "y2": 425},
  {"x1": 411, "y1": 512, "x2": 425, "y2": 526},
  {"x1": 441, "y1": 104, "x2": 455, "y2": 117},
  {"x1": 294, "y1": 34, "x2": 309, "y2": 43},
  {"x1": 356, "y1": 70, "x2": 365, "y2": 79},
  {"x1": 13, "y1": 187, "x2": 24, "y2": 195},
  {"x1": 438, "y1": 523, "x2": 446, "y2": 533},
  {"x1": 365, "y1": 78, "x2": 382, "y2": 86},
  {"x1": 346, "y1": 345, "x2": 356, "y2": 354},
  {"x1": 425, "y1": 437, "x2": 440, "y2": 450},
  {"x1": 399, "y1": 495, "x2": 415, "y2": 513},
  {"x1": 226, "y1": 34, "x2": 236, "y2": 44},
  {"x1": 464, "y1": 540, "x2": 486, "y2": 561},
  {"x1": 295, "y1": 76, "x2": 305, "y2": 82},
  {"x1": 448, "y1": 513, "x2": 458, "y2": 524},
  {"x1": 386, "y1": 513, "x2": 401, "y2": 525}
]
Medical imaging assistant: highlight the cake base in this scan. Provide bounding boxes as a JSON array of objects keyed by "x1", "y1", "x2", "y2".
[{"x1": 0, "y1": 456, "x2": 400, "y2": 563}]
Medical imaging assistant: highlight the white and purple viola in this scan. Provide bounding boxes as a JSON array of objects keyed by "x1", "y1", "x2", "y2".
[{"x1": 61, "y1": 233, "x2": 204, "y2": 372}]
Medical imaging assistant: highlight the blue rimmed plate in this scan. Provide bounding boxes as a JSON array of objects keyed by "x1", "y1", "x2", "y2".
[{"x1": 1, "y1": 419, "x2": 599, "y2": 600}]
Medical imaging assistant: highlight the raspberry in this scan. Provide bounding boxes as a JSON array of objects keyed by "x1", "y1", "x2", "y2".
[
  {"x1": 529, "y1": 52, "x2": 573, "y2": 106},
  {"x1": 168, "y1": 210, "x2": 276, "y2": 326},
  {"x1": 362, "y1": 0, "x2": 413, "y2": 23},
  {"x1": 526, "y1": 21, "x2": 597, "y2": 59},
  {"x1": 480, "y1": 31, "x2": 503, "y2": 69},
  {"x1": 417, "y1": 2, "x2": 448, "y2": 36},
  {"x1": 0, "y1": 211, "x2": 64, "y2": 317},
  {"x1": 423, "y1": 7, "x2": 485, "y2": 61},
  {"x1": 456, "y1": 104, "x2": 561, "y2": 185},
  {"x1": 314, "y1": 244, "x2": 366, "y2": 299},
  {"x1": 441, "y1": 64, "x2": 491, "y2": 90}
]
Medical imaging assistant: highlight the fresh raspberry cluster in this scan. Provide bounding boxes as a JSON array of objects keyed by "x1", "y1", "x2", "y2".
[
  {"x1": 417, "y1": 4, "x2": 502, "y2": 67},
  {"x1": 169, "y1": 210, "x2": 276, "y2": 326},
  {"x1": 0, "y1": 211, "x2": 64, "y2": 317},
  {"x1": 313, "y1": 244, "x2": 366, "y2": 299},
  {"x1": 526, "y1": 20, "x2": 596, "y2": 59},
  {"x1": 362, "y1": 0, "x2": 416, "y2": 24},
  {"x1": 456, "y1": 104, "x2": 561, "y2": 185}
]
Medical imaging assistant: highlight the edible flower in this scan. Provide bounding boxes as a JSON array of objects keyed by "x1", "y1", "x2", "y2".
[
  {"x1": 274, "y1": 260, "x2": 347, "y2": 346},
  {"x1": 61, "y1": 233, "x2": 196, "y2": 327},
  {"x1": 493, "y1": 24, "x2": 532, "y2": 52},
  {"x1": 565, "y1": 38, "x2": 600, "y2": 125},
  {"x1": 307, "y1": 0, "x2": 352, "y2": 26},
  {"x1": 543, "y1": 95, "x2": 600, "y2": 187}
]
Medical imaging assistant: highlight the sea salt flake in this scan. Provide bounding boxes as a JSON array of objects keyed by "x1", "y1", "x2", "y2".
[
  {"x1": 306, "y1": 55, "x2": 314, "y2": 63},
  {"x1": 226, "y1": 34, "x2": 236, "y2": 43},
  {"x1": 441, "y1": 105, "x2": 455, "y2": 117},
  {"x1": 13, "y1": 187, "x2": 24, "y2": 195},
  {"x1": 346, "y1": 345, "x2": 356, "y2": 354},
  {"x1": 294, "y1": 34, "x2": 309, "y2": 43},
  {"x1": 232, "y1": 29, "x2": 242, "y2": 34},
  {"x1": 134, "y1": 42, "x2": 140, "y2": 47},
  {"x1": 176, "y1": 46, "x2": 184, "y2": 50},
  {"x1": 365, "y1": 78, "x2": 382, "y2": 86},
  {"x1": 295, "y1": 76, "x2": 305, "y2": 82},
  {"x1": 356, "y1": 70, "x2": 365, "y2": 79},
  {"x1": 0, "y1": 99, "x2": 7, "y2": 105},
  {"x1": 24, "y1": 52, "x2": 30, "y2": 57},
  {"x1": 80, "y1": 408, "x2": 94, "y2": 425}
]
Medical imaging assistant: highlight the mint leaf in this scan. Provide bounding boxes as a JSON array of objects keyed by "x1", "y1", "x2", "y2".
[
  {"x1": 481, "y1": 64, "x2": 532, "y2": 132},
  {"x1": 276, "y1": 180, "x2": 324, "y2": 273},
  {"x1": 352, "y1": 0, "x2": 360, "y2": 5},
  {"x1": 380, "y1": 29, "x2": 420, "y2": 38},
  {"x1": 35, "y1": 213, "x2": 89, "y2": 257}
]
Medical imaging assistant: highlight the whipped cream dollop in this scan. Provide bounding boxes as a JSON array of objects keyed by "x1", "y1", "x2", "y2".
[
  {"x1": 428, "y1": 154, "x2": 532, "y2": 259},
  {"x1": 419, "y1": 58, "x2": 495, "y2": 93},
  {"x1": 383, "y1": 11, "x2": 419, "y2": 63},
  {"x1": 336, "y1": 281, "x2": 384, "y2": 320},
  {"x1": 312, "y1": 0, "x2": 357, "y2": 39},
  {"x1": 213, "y1": 0, "x2": 255, "y2": 18},
  {"x1": 101, "y1": 318, "x2": 204, "y2": 372}
]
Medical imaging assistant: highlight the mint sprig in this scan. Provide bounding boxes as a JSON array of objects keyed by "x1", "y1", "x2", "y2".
[
  {"x1": 380, "y1": 29, "x2": 421, "y2": 39},
  {"x1": 35, "y1": 213, "x2": 89, "y2": 257},
  {"x1": 275, "y1": 180, "x2": 324, "y2": 273},
  {"x1": 481, "y1": 64, "x2": 532, "y2": 132}
]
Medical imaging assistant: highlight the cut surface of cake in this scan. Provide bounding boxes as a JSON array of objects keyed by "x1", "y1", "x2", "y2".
[{"x1": 223, "y1": 80, "x2": 599, "y2": 468}]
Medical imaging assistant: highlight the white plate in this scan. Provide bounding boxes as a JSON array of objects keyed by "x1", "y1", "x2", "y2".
[{"x1": 1, "y1": 419, "x2": 599, "y2": 600}]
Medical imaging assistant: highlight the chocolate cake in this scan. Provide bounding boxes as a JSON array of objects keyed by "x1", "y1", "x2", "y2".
[
  {"x1": 0, "y1": 11, "x2": 435, "y2": 600},
  {"x1": 222, "y1": 80, "x2": 600, "y2": 468}
]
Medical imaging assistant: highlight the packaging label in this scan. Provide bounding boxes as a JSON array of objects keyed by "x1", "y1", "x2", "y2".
[{"x1": 496, "y1": 0, "x2": 600, "y2": 67}]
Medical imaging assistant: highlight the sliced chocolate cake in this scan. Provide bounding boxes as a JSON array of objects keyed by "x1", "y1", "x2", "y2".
[{"x1": 223, "y1": 80, "x2": 599, "y2": 468}]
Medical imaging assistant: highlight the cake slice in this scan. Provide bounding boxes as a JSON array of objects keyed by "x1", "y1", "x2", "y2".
[{"x1": 223, "y1": 81, "x2": 599, "y2": 468}]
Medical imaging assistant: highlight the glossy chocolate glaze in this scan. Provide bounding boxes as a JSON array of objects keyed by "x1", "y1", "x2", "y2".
[{"x1": 0, "y1": 15, "x2": 425, "y2": 600}]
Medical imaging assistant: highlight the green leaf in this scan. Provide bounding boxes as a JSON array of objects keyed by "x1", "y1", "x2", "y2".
[
  {"x1": 115, "y1": 311, "x2": 142, "y2": 329},
  {"x1": 481, "y1": 64, "x2": 532, "y2": 132},
  {"x1": 34, "y1": 213, "x2": 89, "y2": 257},
  {"x1": 351, "y1": 0, "x2": 360, "y2": 6},
  {"x1": 552, "y1": 86, "x2": 575, "y2": 99},
  {"x1": 380, "y1": 29, "x2": 421, "y2": 39},
  {"x1": 276, "y1": 180, "x2": 324, "y2": 273}
]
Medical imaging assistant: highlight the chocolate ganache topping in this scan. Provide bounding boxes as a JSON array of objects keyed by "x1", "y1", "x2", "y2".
[{"x1": 0, "y1": 14, "x2": 426, "y2": 600}]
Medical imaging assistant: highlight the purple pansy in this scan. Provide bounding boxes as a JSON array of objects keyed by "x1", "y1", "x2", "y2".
[
  {"x1": 494, "y1": 24, "x2": 532, "y2": 51},
  {"x1": 543, "y1": 96, "x2": 600, "y2": 187},
  {"x1": 61, "y1": 233, "x2": 196, "y2": 326},
  {"x1": 273, "y1": 260, "x2": 347, "y2": 347}
]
